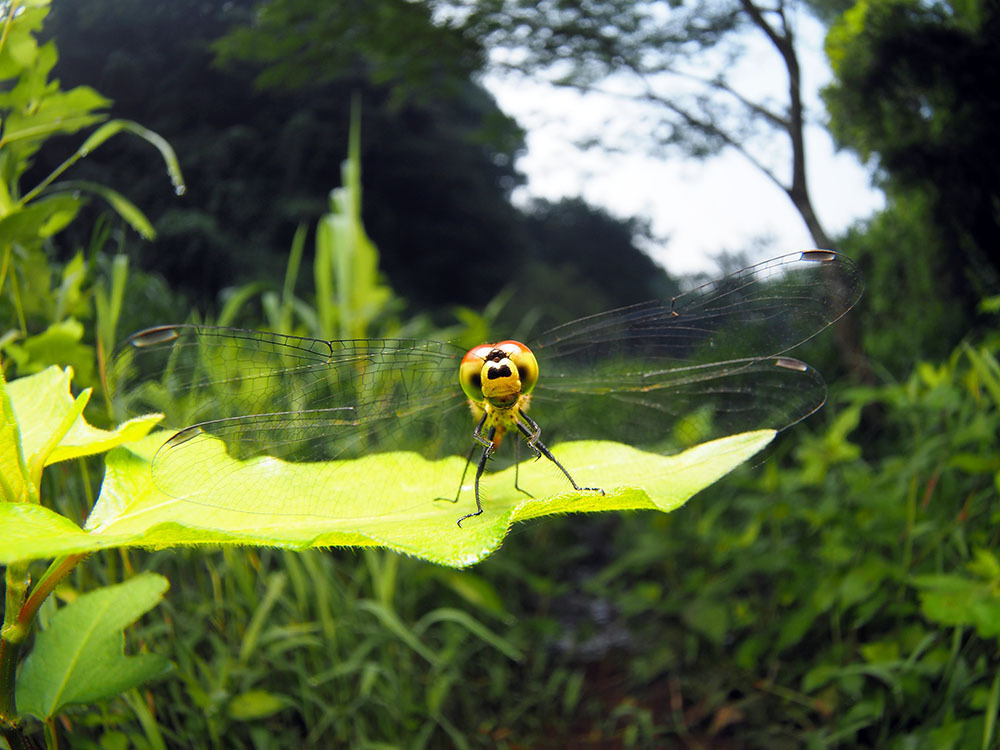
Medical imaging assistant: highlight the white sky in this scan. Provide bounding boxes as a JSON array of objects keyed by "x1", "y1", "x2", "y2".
[{"x1": 481, "y1": 11, "x2": 884, "y2": 277}]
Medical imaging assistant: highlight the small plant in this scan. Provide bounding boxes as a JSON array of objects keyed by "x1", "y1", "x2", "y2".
[{"x1": 0, "y1": 0, "x2": 182, "y2": 382}]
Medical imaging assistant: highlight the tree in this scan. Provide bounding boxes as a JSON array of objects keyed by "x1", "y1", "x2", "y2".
[
  {"x1": 36, "y1": 0, "x2": 676, "y2": 323},
  {"x1": 36, "y1": 0, "x2": 528, "y2": 312},
  {"x1": 824, "y1": 0, "x2": 1000, "y2": 300},
  {"x1": 457, "y1": 0, "x2": 839, "y2": 248}
]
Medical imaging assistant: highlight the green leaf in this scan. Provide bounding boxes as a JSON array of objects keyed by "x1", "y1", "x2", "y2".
[
  {"x1": 14, "y1": 573, "x2": 172, "y2": 719},
  {"x1": 3, "y1": 318, "x2": 96, "y2": 383},
  {"x1": 0, "y1": 5, "x2": 47, "y2": 81},
  {"x1": 5, "y1": 365, "x2": 160, "y2": 470},
  {"x1": 0, "y1": 365, "x2": 32, "y2": 504},
  {"x1": 0, "y1": 424, "x2": 773, "y2": 568},
  {"x1": 76, "y1": 120, "x2": 185, "y2": 196},
  {"x1": 682, "y1": 596, "x2": 730, "y2": 646},
  {"x1": 227, "y1": 690, "x2": 290, "y2": 721},
  {"x1": 0, "y1": 194, "x2": 83, "y2": 244},
  {"x1": 431, "y1": 569, "x2": 511, "y2": 621},
  {"x1": 912, "y1": 574, "x2": 1000, "y2": 638},
  {"x1": 0, "y1": 502, "x2": 95, "y2": 557},
  {"x1": 21, "y1": 119, "x2": 185, "y2": 205},
  {"x1": 48, "y1": 180, "x2": 157, "y2": 239}
]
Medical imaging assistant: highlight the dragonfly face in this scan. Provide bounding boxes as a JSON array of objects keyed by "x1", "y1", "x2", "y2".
[
  {"x1": 459, "y1": 340, "x2": 538, "y2": 409},
  {"x1": 109, "y1": 250, "x2": 864, "y2": 527}
]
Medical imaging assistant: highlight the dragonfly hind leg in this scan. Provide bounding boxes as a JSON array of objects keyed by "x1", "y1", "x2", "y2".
[{"x1": 435, "y1": 441, "x2": 478, "y2": 505}]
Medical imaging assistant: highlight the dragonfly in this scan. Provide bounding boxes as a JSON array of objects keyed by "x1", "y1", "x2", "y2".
[{"x1": 108, "y1": 250, "x2": 863, "y2": 527}]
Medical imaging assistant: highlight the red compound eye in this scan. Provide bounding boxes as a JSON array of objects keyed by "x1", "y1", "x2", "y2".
[{"x1": 459, "y1": 344, "x2": 493, "y2": 402}]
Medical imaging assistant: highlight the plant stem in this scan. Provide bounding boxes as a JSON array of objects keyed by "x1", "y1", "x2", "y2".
[
  {"x1": 0, "y1": 562, "x2": 30, "y2": 727},
  {"x1": 0, "y1": 554, "x2": 88, "y2": 736}
]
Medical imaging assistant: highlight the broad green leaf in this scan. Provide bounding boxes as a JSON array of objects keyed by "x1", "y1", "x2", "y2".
[
  {"x1": 0, "y1": 85, "x2": 109, "y2": 145},
  {"x1": 0, "y1": 5, "x2": 47, "y2": 80},
  {"x1": 15, "y1": 573, "x2": 172, "y2": 719},
  {"x1": 0, "y1": 502, "x2": 95, "y2": 557},
  {"x1": 0, "y1": 426, "x2": 774, "y2": 568}
]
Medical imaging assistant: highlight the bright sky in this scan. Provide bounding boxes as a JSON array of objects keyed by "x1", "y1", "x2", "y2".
[{"x1": 481, "y1": 11, "x2": 884, "y2": 278}]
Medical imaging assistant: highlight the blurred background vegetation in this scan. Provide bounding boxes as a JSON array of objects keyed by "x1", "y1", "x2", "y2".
[{"x1": 2, "y1": 0, "x2": 999, "y2": 747}]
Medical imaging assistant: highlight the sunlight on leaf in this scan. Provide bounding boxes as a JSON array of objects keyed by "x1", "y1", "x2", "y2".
[
  {"x1": 1, "y1": 425, "x2": 774, "y2": 568},
  {"x1": 5, "y1": 365, "x2": 160, "y2": 467}
]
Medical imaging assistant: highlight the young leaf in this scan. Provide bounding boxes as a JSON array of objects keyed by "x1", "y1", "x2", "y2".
[
  {"x1": 0, "y1": 365, "x2": 32, "y2": 504},
  {"x1": 4, "y1": 365, "x2": 160, "y2": 469},
  {"x1": 14, "y1": 573, "x2": 172, "y2": 719}
]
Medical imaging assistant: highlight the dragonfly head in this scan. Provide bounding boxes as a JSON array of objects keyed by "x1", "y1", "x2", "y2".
[{"x1": 460, "y1": 340, "x2": 539, "y2": 409}]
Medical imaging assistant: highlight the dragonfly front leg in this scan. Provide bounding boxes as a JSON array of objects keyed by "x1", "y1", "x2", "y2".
[
  {"x1": 457, "y1": 424, "x2": 496, "y2": 527},
  {"x1": 515, "y1": 410, "x2": 544, "y2": 460},
  {"x1": 515, "y1": 417, "x2": 604, "y2": 497}
]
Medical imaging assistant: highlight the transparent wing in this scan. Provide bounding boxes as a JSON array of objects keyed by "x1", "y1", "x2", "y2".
[
  {"x1": 528, "y1": 251, "x2": 862, "y2": 447},
  {"x1": 532, "y1": 357, "x2": 827, "y2": 451},
  {"x1": 534, "y1": 250, "x2": 862, "y2": 365},
  {"x1": 108, "y1": 325, "x2": 469, "y2": 518}
]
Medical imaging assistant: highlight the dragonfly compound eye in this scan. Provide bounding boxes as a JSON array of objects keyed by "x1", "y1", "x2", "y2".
[
  {"x1": 459, "y1": 344, "x2": 494, "y2": 402},
  {"x1": 493, "y1": 341, "x2": 538, "y2": 395}
]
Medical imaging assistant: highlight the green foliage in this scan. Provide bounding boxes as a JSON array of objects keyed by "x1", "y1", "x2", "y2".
[
  {"x1": 28, "y1": 332, "x2": 989, "y2": 747},
  {"x1": 315, "y1": 101, "x2": 395, "y2": 340},
  {"x1": 0, "y1": 0, "x2": 181, "y2": 246},
  {"x1": 563, "y1": 336, "x2": 1000, "y2": 747},
  {"x1": 213, "y1": 0, "x2": 483, "y2": 103},
  {"x1": 15, "y1": 573, "x2": 172, "y2": 720},
  {"x1": 38, "y1": 0, "x2": 528, "y2": 312},
  {"x1": 836, "y1": 191, "x2": 968, "y2": 375},
  {"x1": 0, "y1": 364, "x2": 157, "y2": 500},
  {"x1": 4, "y1": 2, "x2": 996, "y2": 747},
  {"x1": 0, "y1": 0, "x2": 182, "y2": 395},
  {"x1": 0, "y1": 361, "x2": 162, "y2": 746}
]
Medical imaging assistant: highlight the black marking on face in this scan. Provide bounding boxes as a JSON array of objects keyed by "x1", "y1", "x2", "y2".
[{"x1": 486, "y1": 363, "x2": 513, "y2": 380}]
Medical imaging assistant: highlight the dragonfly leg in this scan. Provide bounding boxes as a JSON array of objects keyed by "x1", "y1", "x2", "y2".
[
  {"x1": 516, "y1": 420, "x2": 604, "y2": 496},
  {"x1": 512, "y1": 439, "x2": 534, "y2": 498},
  {"x1": 515, "y1": 411, "x2": 544, "y2": 460},
  {"x1": 472, "y1": 411, "x2": 493, "y2": 452},
  {"x1": 457, "y1": 425, "x2": 496, "y2": 527},
  {"x1": 435, "y1": 441, "x2": 478, "y2": 505}
]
